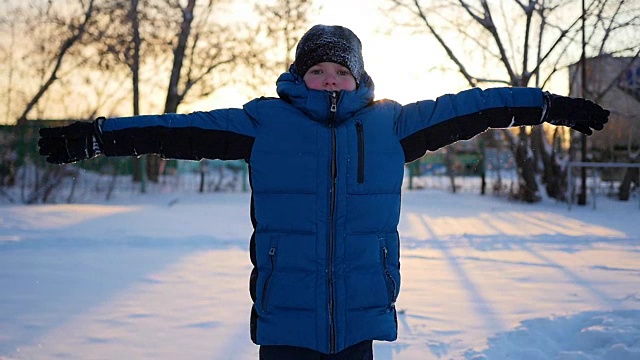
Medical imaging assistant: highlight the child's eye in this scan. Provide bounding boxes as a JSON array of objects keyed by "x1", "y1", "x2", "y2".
[
  {"x1": 338, "y1": 70, "x2": 351, "y2": 76},
  {"x1": 310, "y1": 69, "x2": 323, "y2": 75}
]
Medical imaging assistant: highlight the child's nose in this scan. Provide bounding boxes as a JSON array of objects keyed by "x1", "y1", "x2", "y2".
[{"x1": 324, "y1": 75, "x2": 337, "y2": 87}]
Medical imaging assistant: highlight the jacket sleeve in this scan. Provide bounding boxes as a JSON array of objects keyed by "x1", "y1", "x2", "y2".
[
  {"x1": 396, "y1": 87, "x2": 545, "y2": 163},
  {"x1": 98, "y1": 108, "x2": 257, "y2": 161}
]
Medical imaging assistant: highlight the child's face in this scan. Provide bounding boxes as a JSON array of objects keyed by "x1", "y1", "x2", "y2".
[{"x1": 303, "y1": 62, "x2": 357, "y2": 92}]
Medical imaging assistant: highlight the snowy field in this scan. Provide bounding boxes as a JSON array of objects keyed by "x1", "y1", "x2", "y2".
[{"x1": 1, "y1": 186, "x2": 639, "y2": 359}]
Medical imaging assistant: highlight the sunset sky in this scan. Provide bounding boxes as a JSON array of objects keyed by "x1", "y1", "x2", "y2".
[
  {"x1": 196, "y1": 0, "x2": 570, "y2": 113},
  {"x1": 307, "y1": 1, "x2": 469, "y2": 103},
  {"x1": 189, "y1": 0, "x2": 472, "y2": 113},
  {"x1": 0, "y1": 0, "x2": 575, "y2": 122}
]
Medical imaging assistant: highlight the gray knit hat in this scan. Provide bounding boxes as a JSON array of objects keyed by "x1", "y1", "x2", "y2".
[{"x1": 293, "y1": 25, "x2": 365, "y2": 84}]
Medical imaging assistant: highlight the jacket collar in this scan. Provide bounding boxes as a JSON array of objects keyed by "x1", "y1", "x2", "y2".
[{"x1": 275, "y1": 66, "x2": 375, "y2": 125}]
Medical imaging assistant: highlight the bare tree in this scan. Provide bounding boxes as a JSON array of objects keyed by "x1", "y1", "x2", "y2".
[
  {"x1": 385, "y1": 0, "x2": 640, "y2": 202},
  {"x1": 255, "y1": 0, "x2": 317, "y2": 71},
  {"x1": 3, "y1": 0, "x2": 318, "y2": 194},
  {"x1": 0, "y1": 1, "x2": 101, "y2": 204},
  {"x1": 81, "y1": 0, "x2": 154, "y2": 184},
  {"x1": 79, "y1": 0, "x2": 260, "y2": 183},
  {"x1": 12, "y1": 0, "x2": 97, "y2": 124},
  {"x1": 143, "y1": 0, "x2": 261, "y2": 182},
  {"x1": 148, "y1": 0, "x2": 317, "y2": 182}
]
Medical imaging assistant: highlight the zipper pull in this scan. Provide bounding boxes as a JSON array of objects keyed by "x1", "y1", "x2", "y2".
[{"x1": 330, "y1": 91, "x2": 337, "y2": 113}]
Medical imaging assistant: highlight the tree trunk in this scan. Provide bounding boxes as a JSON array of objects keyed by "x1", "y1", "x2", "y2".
[
  {"x1": 513, "y1": 128, "x2": 540, "y2": 202},
  {"x1": 531, "y1": 126, "x2": 567, "y2": 201},
  {"x1": 444, "y1": 148, "x2": 457, "y2": 193},
  {"x1": 619, "y1": 166, "x2": 639, "y2": 201},
  {"x1": 130, "y1": 0, "x2": 145, "y2": 186},
  {"x1": 146, "y1": 0, "x2": 197, "y2": 183},
  {"x1": 131, "y1": 0, "x2": 140, "y2": 118}
]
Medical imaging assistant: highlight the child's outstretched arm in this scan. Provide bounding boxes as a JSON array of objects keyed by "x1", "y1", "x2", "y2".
[
  {"x1": 396, "y1": 87, "x2": 609, "y2": 163},
  {"x1": 38, "y1": 109, "x2": 257, "y2": 164}
]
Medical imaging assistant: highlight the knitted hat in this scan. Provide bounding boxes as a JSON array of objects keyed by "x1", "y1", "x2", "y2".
[{"x1": 293, "y1": 25, "x2": 365, "y2": 84}]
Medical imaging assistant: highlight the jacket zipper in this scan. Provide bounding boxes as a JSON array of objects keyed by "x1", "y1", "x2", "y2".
[
  {"x1": 355, "y1": 122, "x2": 365, "y2": 184},
  {"x1": 328, "y1": 91, "x2": 338, "y2": 353},
  {"x1": 382, "y1": 247, "x2": 397, "y2": 311},
  {"x1": 261, "y1": 247, "x2": 277, "y2": 311}
]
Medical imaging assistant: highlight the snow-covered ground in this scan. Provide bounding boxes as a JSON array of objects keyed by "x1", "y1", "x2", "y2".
[{"x1": 1, "y1": 187, "x2": 639, "y2": 359}]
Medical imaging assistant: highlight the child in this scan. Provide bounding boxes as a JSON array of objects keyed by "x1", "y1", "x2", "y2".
[{"x1": 38, "y1": 25, "x2": 609, "y2": 359}]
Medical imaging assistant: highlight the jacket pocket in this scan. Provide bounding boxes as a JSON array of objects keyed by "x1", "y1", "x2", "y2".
[
  {"x1": 261, "y1": 246, "x2": 277, "y2": 312},
  {"x1": 381, "y1": 246, "x2": 397, "y2": 311},
  {"x1": 356, "y1": 122, "x2": 365, "y2": 184}
]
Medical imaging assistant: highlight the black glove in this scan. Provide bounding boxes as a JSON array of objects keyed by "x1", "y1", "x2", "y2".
[
  {"x1": 543, "y1": 92, "x2": 610, "y2": 135},
  {"x1": 38, "y1": 119, "x2": 104, "y2": 164}
]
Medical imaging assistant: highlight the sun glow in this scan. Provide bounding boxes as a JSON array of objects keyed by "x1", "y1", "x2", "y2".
[
  {"x1": 193, "y1": 0, "x2": 468, "y2": 113},
  {"x1": 311, "y1": 0, "x2": 468, "y2": 104}
]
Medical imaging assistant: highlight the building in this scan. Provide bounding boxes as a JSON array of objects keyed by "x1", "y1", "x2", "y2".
[{"x1": 568, "y1": 55, "x2": 640, "y2": 160}]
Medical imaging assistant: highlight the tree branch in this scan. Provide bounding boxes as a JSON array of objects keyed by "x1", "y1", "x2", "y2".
[
  {"x1": 17, "y1": 0, "x2": 95, "y2": 123},
  {"x1": 412, "y1": 0, "x2": 478, "y2": 87},
  {"x1": 458, "y1": 0, "x2": 517, "y2": 82}
]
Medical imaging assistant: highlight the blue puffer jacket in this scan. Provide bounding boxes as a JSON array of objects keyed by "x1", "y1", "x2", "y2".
[{"x1": 99, "y1": 69, "x2": 546, "y2": 354}]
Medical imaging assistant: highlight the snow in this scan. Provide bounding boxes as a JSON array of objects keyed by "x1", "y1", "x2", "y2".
[{"x1": 1, "y1": 186, "x2": 639, "y2": 359}]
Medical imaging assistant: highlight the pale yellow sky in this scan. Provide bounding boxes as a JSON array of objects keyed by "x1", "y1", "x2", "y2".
[
  {"x1": 0, "y1": 0, "x2": 469, "y2": 123},
  {"x1": 193, "y1": 0, "x2": 470, "y2": 112},
  {"x1": 313, "y1": 0, "x2": 468, "y2": 103},
  {"x1": 304, "y1": 0, "x2": 568, "y2": 104},
  {"x1": 3, "y1": 0, "x2": 568, "y2": 121}
]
